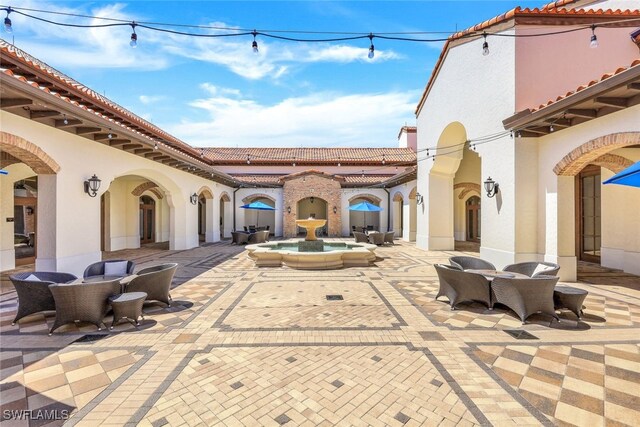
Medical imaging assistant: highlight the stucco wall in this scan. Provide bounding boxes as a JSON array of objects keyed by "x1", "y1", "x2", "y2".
[
  {"x1": 515, "y1": 25, "x2": 640, "y2": 112},
  {"x1": 1, "y1": 111, "x2": 233, "y2": 275},
  {"x1": 416, "y1": 30, "x2": 516, "y2": 260}
]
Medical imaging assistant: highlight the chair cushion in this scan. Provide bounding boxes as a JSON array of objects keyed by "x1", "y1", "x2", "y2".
[
  {"x1": 533, "y1": 264, "x2": 550, "y2": 276},
  {"x1": 104, "y1": 261, "x2": 129, "y2": 276},
  {"x1": 25, "y1": 274, "x2": 41, "y2": 281}
]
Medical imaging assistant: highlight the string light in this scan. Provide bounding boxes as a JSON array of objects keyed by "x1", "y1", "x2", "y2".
[
  {"x1": 246, "y1": 155, "x2": 251, "y2": 164},
  {"x1": 200, "y1": 148, "x2": 204, "y2": 158},
  {"x1": 107, "y1": 129, "x2": 113, "y2": 139},
  {"x1": 252, "y1": 30, "x2": 259, "y2": 53},
  {"x1": 63, "y1": 114, "x2": 68, "y2": 125},
  {"x1": 154, "y1": 141, "x2": 159, "y2": 150},
  {"x1": 3, "y1": 7, "x2": 12, "y2": 33},
  {"x1": 130, "y1": 22, "x2": 137, "y2": 48},
  {"x1": 382, "y1": 154, "x2": 385, "y2": 165},
  {"x1": 337, "y1": 156, "x2": 341, "y2": 167},
  {"x1": 482, "y1": 32, "x2": 489, "y2": 56},
  {"x1": 368, "y1": 33, "x2": 375, "y2": 59},
  {"x1": 590, "y1": 25, "x2": 598, "y2": 48},
  {"x1": 549, "y1": 125, "x2": 555, "y2": 132}
]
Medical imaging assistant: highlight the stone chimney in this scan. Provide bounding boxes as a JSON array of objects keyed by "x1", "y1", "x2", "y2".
[{"x1": 397, "y1": 126, "x2": 417, "y2": 152}]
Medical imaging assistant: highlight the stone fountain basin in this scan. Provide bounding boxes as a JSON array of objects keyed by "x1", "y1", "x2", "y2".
[{"x1": 245, "y1": 240, "x2": 377, "y2": 270}]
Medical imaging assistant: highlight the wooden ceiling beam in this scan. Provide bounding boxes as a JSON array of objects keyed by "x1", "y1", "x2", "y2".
[
  {"x1": 134, "y1": 148, "x2": 153, "y2": 155},
  {"x1": 75, "y1": 126, "x2": 101, "y2": 135},
  {"x1": 122, "y1": 144, "x2": 143, "y2": 151},
  {"x1": 1, "y1": 98, "x2": 33, "y2": 108},
  {"x1": 107, "y1": 139, "x2": 131, "y2": 146},
  {"x1": 30, "y1": 110, "x2": 60, "y2": 119},
  {"x1": 54, "y1": 118, "x2": 83, "y2": 128},
  {"x1": 595, "y1": 97, "x2": 627, "y2": 108},
  {"x1": 627, "y1": 82, "x2": 640, "y2": 91},
  {"x1": 566, "y1": 108, "x2": 597, "y2": 118}
]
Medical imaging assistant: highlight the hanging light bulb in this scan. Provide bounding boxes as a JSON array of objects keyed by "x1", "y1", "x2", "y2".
[
  {"x1": 107, "y1": 130, "x2": 113, "y2": 139},
  {"x1": 252, "y1": 30, "x2": 259, "y2": 53},
  {"x1": 482, "y1": 32, "x2": 489, "y2": 56},
  {"x1": 247, "y1": 155, "x2": 251, "y2": 164},
  {"x1": 549, "y1": 125, "x2": 555, "y2": 132},
  {"x1": 200, "y1": 148, "x2": 204, "y2": 158},
  {"x1": 154, "y1": 141, "x2": 159, "y2": 150},
  {"x1": 292, "y1": 156, "x2": 296, "y2": 167},
  {"x1": 130, "y1": 23, "x2": 138, "y2": 48},
  {"x1": 368, "y1": 33, "x2": 375, "y2": 59},
  {"x1": 3, "y1": 7, "x2": 12, "y2": 34},
  {"x1": 426, "y1": 148, "x2": 429, "y2": 157},
  {"x1": 382, "y1": 154, "x2": 386, "y2": 165},
  {"x1": 362, "y1": 169, "x2": 365, "y2": 177},
  {"x1": 590, "y1": 25, "x2": 598, "y2": 48},
  {"x1": 63, "y1": 114, "x2": 68, "y2": 125}
]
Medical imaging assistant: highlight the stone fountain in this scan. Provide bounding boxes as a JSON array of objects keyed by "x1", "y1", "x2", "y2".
[{"x1": 295, "y1": 218, "x2": 327, "y2": 252}]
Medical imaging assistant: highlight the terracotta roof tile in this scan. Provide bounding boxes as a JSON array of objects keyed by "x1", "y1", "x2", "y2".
[
  {"x1": 529, "y1": 58, "x2": 640, "y2": 112},
  {"x1": 204, "y1": 147, "x2": 416, "y2": 165},
  {"x1": 0, "y1": 40, "x2": 204, "y2": 161},
  {"x1": 231, "y1": 172, "x2": 397, "y2": 186},
  {"x1": 415, "y1": 6, "x2": 640, "y2": 115}
]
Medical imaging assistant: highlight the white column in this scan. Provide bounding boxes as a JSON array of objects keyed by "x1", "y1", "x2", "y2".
[
  {"x1": 205, "y1": 198, "x2": 216, "y2": 243},
  {"x1": 426, "y1": 172, "x2": 455, "y2": 250},
  {"x1": 0, "y1": 171, "x2": 16, "y2": 271},
  {"x1": 545, "y1": 175, "x2": 577, "y2": 281},
  {"x1": 34, "y1": 174, "x2": 59, "y2": 272}
]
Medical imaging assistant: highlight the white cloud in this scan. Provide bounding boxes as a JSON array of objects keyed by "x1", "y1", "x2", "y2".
[
  {"x1": 305, "y1": 45, "x2": 402, "y2": 63},
  {"x1": 139, "y1": 95, "x2": 166, "y2": 104},
  {"x1": 165, "y1": 87, "x2": 418, "y2": 148}
]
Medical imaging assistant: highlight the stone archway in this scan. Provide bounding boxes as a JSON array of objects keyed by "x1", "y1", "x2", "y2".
[
  {"x1": 197, "y1": 186, "x2": 215, "y2": 243},
  {"x1": 348, "y1": 193, "x2": 382, "y2": 205},
  {"x1": 283, "y1": 174, "x2": 341, "y2": 237},
  {"x1": 132, "y1": 181, "x2": 164, "y2": 199},
  {"x1": 0, "y1": 132, "x2": 60, "y2": 272},
  {"x1": 219, "y1": 192, "x2": 232, "y2": 239},
  {"x1": 454, "y1": 182, "x2": 481, "y2": 199},
  {"x1": 392, "y1": 192, "x2": 404, "y2": 238},
  {"x1": 553, "y1": 132, "x2": 640, "y2": 176}
]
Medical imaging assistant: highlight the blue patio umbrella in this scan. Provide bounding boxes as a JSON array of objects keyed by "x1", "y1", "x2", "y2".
[
  {"x1": 0, "y1": 170, "x2": 8, "y2": 175},
  {"x1": 240, "y1": 200, "x2": 275, "y2": 227},
  {"x1": 603, "y1": 161, "x2": 640, "y2": 188},
  {"x1": 349, "y1": 201, "x2": 383, "y2": 228}
]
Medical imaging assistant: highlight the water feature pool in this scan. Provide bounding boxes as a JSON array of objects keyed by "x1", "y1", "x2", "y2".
[{"x1": 245, "y1": 240, "x2": 377, "y2": 269}]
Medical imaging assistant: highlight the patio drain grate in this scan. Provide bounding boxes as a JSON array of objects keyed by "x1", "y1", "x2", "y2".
[
  {"x1": 326, "y1": 295, "x2": 344, "y2": 301},
  {"x1": 504, "y1": 330, "x2": 539, "y2": 340},
  {"x1": 73, "y1": 334, "x2": 109, "y2": 344}
]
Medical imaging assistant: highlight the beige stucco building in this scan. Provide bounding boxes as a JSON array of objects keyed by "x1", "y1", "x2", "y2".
[
  {"x1": 415, "y1": 0, "x2": 640, "y2": 280},
  {"x1": 0, "y1": 42, "x2": 417, "y2": 276}
]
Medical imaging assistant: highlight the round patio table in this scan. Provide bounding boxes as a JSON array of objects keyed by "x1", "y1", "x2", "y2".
[
  {"x1": 553, "y1": 285, "x2": 588, "y2": 319},
  {"x1": 465, "y1": 269, "x2": 528, "y2": 280},
  {"x1": 108, "y1": 292, "x2": 147, "y2": 329}
]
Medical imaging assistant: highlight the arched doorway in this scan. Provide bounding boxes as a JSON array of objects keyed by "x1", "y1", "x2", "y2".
[
  {"x1": 198, "y1": 195, "x2": 206, "y2": 242},
  {"x1": 242, "y1": 194, "x2": 276, "y2": 233},
  {"x1": 220, "y1": 192, "x2": 231, "y2": 239},
  {"x1": 13, "y1": 176, "x2": 38, "y2": 266},
  {"x1": 465, "y1": 196, "x2": 481, "y2": 243},
  {"x1": 196, "y1": 187, "x2": 214, "y2": 243},
  {"x1": 392, "y1": 192, "x2": 403, "y2": 237},
  {"x1": 297, "y1": 196, "x2": 328, "y2": 236},
  {"x1": 348, "y1": 195, "x2": 381, "y2": 232},
  {"x1": 577, "y1": 165, "x2": 601, "y2": 263},
  {"x1": 140, "y1": 195, "x2": 156, "y2": 244}
]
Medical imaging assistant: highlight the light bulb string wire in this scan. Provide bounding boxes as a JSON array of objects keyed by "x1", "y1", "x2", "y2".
[{"x1": 3, "y1": 5, "x2": 640, "y2": 43}]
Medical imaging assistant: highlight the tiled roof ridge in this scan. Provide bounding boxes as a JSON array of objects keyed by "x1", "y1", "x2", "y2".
[
  {"x1": 415, "y1": 5, "x2": 640, "y2": 115},
  {"x1": 0, "y1": 39, "x2": 201, "y2": 159},
  {"x1": 202, "y1": 147, "x2": 417, "y2": 163},
  {"x1": 528, "y1": 58, "x2": 640, "y2": 112}
]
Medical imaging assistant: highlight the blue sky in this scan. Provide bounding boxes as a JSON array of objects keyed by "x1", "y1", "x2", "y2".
[{"x1": 5, "y1": 1, "x2": 542, "y2": 148}]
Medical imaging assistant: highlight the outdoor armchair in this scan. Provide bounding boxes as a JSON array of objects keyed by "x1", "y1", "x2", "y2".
[
  {"x1": 124, "y1": 263, "x2": 178, "y2": 307},
  {"x1": 434, "y1": 264, "x2": 491, "y2": 310},
  {"x1": 249, "y1": 230, "x2": 269, "y2": 244},
  {"x1": 491, "y1": 275, "x2": 560, "y2": 324},
  {"x1": 368, "y1": 232, "x2": 385, "y2": 245},
  {"x1": 10, "y1": 271, "x2": 78, "y2": 325},
  {"x1": 83, "y1": 259, "x2": 135, "y2": 279},
  {"x1": 449, "y1": 256, "x2": 496, "y2": 271},
  {"x1": 231, "y1": 231, "x2": 250, "y2": 245},
  {"x1": 353, "y1": 231, "x2": 368, "y2": 243},
  {"x1": 48, "y1": 278, "x2": 121, "y2": 334},
  {"x1": 503, "y1": 262, "x2": 560, "y2": 278},
  {"x1": 383, "y1": 232, "x2": 395, "y2": 245}
]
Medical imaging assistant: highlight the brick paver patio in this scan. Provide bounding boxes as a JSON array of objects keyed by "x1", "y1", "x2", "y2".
[{"x1": 1, "y1": 240, "x2": 639, "y2": 426}]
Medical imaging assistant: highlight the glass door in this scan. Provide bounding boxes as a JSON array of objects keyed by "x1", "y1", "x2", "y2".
[
  {"x1": 139, "y1": 196, "x2": 156, "y2": 244},
  {"x1": 466, "y1": 196, "x2": 481, "y2": 243},
  {"x1": 578, "y1": 166, "x2": 601, "y2": 263}
]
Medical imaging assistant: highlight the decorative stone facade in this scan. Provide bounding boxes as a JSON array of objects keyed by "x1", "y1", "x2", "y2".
[
  {"x1": 553, "y1": 132, "x2": 640, "y2": 176},
  {"x1": 282, "y1": 174, "x2": 342, "y2": 238}
]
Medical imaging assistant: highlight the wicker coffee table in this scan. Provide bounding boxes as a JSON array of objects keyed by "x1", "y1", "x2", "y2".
[
  {"x1": 554, "y1": 285, "x2": 588, "y2": 319},
  {"x1": 109, "y1": 292, "x2": 147, "y2": 329}
]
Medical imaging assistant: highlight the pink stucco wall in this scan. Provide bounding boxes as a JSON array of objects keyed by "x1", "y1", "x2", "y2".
[{"x1": 515, "y1": 25, "x2": 639, "y2": 112}]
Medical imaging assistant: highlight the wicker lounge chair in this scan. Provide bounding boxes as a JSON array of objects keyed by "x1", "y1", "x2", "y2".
[
  {"x1": 10, "y1": 272, "x2": 78, "y2": 325},
  {"x1": 449, "y1": 256, "x2": 496, "y2": 271},
  {"x1": 491, "y1": 275, "x2": 560, "y2": 324},
  {"x1": 354, "y1": 231, "x2": 368, "y2": 243},
  {"x1": 83, "y1": 259, "x2": 135, "y2": 279},
  {"x1": 503, "y1": 262, "x2": 560, "y2": 277},
  {"x1": 48, "y1": 279, "x2": 121, "y2": 334},
  {"x1": 434, "y1": 264, "x2": 491, "y2": 310},
  {"x1": 383, "y1": 232, "x2": 395, "y2": 245},
  {"x1": 368, "y1": 232, "x2": 385, "y2": 245},
  {"x1": 231, "y1": 231, "x2": 249, "y2": 245},
  {"x1": 249, "y1": 230, "x2": 269, "y2": 244},
  {"x1": 124, "y1": 263, "x2": 178, "y2": 307}
]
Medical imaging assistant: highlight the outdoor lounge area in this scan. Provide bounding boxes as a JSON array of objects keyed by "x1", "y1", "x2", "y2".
[{"x1": 1, "y1": 240, "x2": 639, "y2": 426}]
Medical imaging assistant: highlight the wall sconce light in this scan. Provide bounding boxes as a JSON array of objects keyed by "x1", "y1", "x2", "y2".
[
  {"x1": 190, "y1": 193, "x2": 198, "y2": 205},
  {"x1": 415, "y1": 192, "x2": 424, "y2": 205},
  {"x1": 310, "y1": 196, "x2": 314, "y2": 204},
  {"x1": 484, "y1": 177, "x2": 499, "y2": 198},
  {"x1": 333, "y1": 205, "x2": 337, "y2": 214},
  {"x1": 25, "y1": 206, "x2": 34, "y2": 215},
  {"x1": 84, "y1": 174, "x2": 101, "y2": 197},
  {"x1": 287, "y1": 206, "x2": 291, "y2": 214}
]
